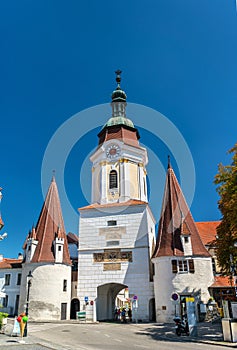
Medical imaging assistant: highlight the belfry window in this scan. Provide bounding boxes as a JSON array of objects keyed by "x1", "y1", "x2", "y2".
[{"x1": 109, "y1": 170, "x2": 118, "y2": 189}]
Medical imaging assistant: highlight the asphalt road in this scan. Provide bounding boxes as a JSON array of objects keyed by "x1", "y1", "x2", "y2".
[{"x1": 0, "y1": 322, "x2": 226, "y2": 350}]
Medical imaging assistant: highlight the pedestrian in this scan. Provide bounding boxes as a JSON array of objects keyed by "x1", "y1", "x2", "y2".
[{"x1": 121, "y1": 308, "x2": 126, "y2": 323}]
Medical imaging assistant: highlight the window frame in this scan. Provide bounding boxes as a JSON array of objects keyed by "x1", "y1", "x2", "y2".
[
  {"x1": 16, "y1": 273, "x2": 22, "y2": 286},
  {"x1": 5, "y1": 274, "x2": 11, "y2": 286},
  {"x1": 172, "y1": 259, "x2": 195, "y2": 274},
  {"x1": 63, "y1": 279, "x2": 67, "y2": 292}
]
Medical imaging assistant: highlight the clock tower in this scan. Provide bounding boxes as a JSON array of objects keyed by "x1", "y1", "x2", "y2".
[
  {"x1": 90, "y1": 70, "x2": 148, "y2": 204},
  {"x1": 78, "y1": 71, "x2": 156, "y2": 322}
]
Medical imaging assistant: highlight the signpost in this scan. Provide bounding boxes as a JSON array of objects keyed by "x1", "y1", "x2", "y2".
[
  {"x1": 171, "y1": 292, "x2": 179, "y2": 316},
  {"x1": 186, "y1": 297, "x2": 197, "y2": 337}
]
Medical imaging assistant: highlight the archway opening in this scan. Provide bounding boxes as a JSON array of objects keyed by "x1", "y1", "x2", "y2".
[{"x1": 97, "y1": 283, "x2": 128, "y2": 321}]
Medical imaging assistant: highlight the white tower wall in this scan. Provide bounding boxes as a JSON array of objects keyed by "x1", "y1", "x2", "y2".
[
  {"x1": 152, "y1": 256, "x2": 214, "y2": 323},
  {"x1": 19, "y1": 263, "x2": 71, "y2": 321},
  {"x1": 78, "y1": 205, "x2": 155, "y2": 321}
]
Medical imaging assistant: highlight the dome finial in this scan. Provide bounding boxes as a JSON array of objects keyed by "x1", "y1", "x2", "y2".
[{"x1": 115, "y1": 69, "x2": 122, "y2": 87}]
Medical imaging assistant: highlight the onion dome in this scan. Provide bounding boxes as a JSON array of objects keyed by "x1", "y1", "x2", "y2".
[
  {"x1": 111, "y1": 70, "x2": 127, "y2": 102},
  {"x1": 103, "y1": 70, "x2": 134, "y2": 128},
  {"x1": 104, "y1": 116, "x2": 134, "y2": 128}
]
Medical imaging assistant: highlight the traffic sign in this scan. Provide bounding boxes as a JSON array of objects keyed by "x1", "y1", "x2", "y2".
[
  {"x1": 133, "y1": 295, "x2": 138, "y2": 300},
  {"x1": 171, "y1": 293, "x2": 179, "y2": 301},
  {"x1": 84, "y1": 296, "x2": 89, "y2": 302}
]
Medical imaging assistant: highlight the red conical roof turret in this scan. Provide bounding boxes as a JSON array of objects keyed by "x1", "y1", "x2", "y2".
[
  {"x1": 30, "y1": 177, "x2": 71, "y2": 264},
  {"x1": 153, "y1": 160, "x2": 210, "y2": 258}
]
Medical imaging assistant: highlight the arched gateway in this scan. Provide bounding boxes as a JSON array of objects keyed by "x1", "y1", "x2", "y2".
[
  {"x1": 97, "y1": 283, "x2": 127, "y2": 321},
  {"x1": 78, "y1": 72, "x2": 156, "y2": 322}
]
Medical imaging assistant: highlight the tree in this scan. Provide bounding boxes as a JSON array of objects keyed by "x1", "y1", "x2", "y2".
[{"x1": 214, "y1": 143, "x2": 237, "y2": 277}]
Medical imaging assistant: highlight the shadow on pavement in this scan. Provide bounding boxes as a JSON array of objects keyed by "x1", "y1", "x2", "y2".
[{"x1": 134, "y1": 321, "x2": 224, "y2": 343}]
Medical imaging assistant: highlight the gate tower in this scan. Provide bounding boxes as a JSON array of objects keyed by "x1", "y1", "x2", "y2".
[{"x1": 78, "y1": 71, "x2": 156, "y2": 321}]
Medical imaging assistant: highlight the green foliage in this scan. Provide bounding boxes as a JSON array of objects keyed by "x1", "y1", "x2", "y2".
[
  {"x1": 0, "y1": 312, "x2": 8, "y2": 329},
  {"x1": 214, "y1": 143, "x2": 237, "y2": 275}
]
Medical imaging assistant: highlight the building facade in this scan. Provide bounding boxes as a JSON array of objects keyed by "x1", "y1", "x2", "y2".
[
  {"x1": 19, "y1": 177, "x2": 72, "y2": 321},
  {"x1": 152, "y1": 161, "x2": 215, "y2": 322},
  {"x1": 78, "y1": 71, "x2": 156, "y2": 321}
]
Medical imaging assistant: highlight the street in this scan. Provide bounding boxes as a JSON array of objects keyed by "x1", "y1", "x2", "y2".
[{"x1": 0, "y1": 321, "x2": 229, "y2": 350}]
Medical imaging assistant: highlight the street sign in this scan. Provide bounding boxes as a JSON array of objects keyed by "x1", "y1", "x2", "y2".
[
  {"x1": 171, "y1": 293, "x2": 179, "y2": 301},
  {"x1": 84, "y1": 296, "x2": 89, "y2": 302}
]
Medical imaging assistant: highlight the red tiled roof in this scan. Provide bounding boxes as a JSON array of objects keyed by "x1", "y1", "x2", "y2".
[
  {"x1": 30, "y1": 177, "x2": 71, "y2": 265},
  {"x1": 79, "y1": 199, "x2": 148, "y2": 211},
  {"x1": 67, "y1": 232, "x2": 79, "y2": 245},
  {"x1": 196, "y1": 221, "x2": 220, "y2": 246},
  {"x1": 211, "y1": 275, "x2": 232, "y2": 288},
  {"x1": 0, "y1": 258, "x2": 22, "y2": 269},
  {"x1": 153, "y1": 164, "x2": 210, "y2": 258},
  {"x1": 98, "y1": 125, "x2": 140, "y2": 147}
]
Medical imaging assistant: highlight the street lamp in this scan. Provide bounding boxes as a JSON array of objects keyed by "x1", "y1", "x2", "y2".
[{"x1": 24, "y1": 270, "x2": 33, "y2": 337}]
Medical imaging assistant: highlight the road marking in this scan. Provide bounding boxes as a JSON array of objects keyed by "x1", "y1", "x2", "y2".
[
  {"x1": 134, "y1": 345, "x2": 149, "y2": 349},
  {"x1": 104, "y1": 333, "x2": 110, "y2": 337},
  {"x1": 115, "y1": 338, "x2": 122, "y2": 342}
]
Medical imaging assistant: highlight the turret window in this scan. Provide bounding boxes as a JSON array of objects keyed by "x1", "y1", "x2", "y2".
[
  {"x1": 172, "y1": 259, "x2": 195, "y2": 274},
  {"x1": 63, "y1": 279, "x2": 67, "y2": 292},
  {"x1": 109, "y1": 170, "x2": 118, "y2": 189}
]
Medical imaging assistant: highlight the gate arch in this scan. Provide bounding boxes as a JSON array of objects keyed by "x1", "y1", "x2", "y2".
[{"x1": 97, "y1": 283, "x2": 127, "y2": 321}]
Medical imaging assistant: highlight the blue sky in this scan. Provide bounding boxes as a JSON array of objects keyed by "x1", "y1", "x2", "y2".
[{"x1": 0, "y1": 0, "x2": 237, "y2": 258}]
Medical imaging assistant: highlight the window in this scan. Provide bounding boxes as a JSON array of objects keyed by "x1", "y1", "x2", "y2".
[
  {"x1": 3, "y1": 295, "x2": 8, "y2": 308},
  {"x1": 212, "y1": 257, "x2": 216, "y2": 274},
  {"x1": 58, "y1": 246, "x2": 62, "y2": 251},
  {"x1": 17, "y1": 273, "x2": 22, "y2": 286},
  {"x1": 178, "y1": 260, "x2": 188, "y2": 272},
  {"x1": 107, "y1": 241, "x2": 119, "y2": 246},
  {"x1": 184, "y1": 236, "x2": 189, "y2": 243},
  {"x1": 63, "y1": 279, "x2": 67, "y2": 292},
  {"x1": 5, "y1": 274, "x2": 11, "y2": 286},
  {"x1": 107, "y1": 220, "x2": 117, "y2": 226},
  {"x1": 172, "y1": 259, "x2": 195, "y2": 274},
  {"x1": 109, "y1": 170, "x2": 118, "y2": 189}
]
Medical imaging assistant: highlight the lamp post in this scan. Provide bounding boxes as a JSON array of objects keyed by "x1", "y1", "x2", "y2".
[{"x1": 24, "y1": 270, "x2": 33, "y2": 337}]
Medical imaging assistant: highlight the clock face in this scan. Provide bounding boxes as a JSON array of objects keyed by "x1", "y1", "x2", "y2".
[{"x1": 106, "y1": 144, "x2": 121, "y2": 159}]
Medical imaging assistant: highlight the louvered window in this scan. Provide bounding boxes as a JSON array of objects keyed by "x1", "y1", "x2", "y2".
[
  {"x1": 109, "y1": 170, "x2": 118, "y2": 189},
  {"x1": 172, "y1": 260, "x2": 178, "y2": 273},
  {"x1": 189, "y1": 259, "x2": 195, "y2": 273}
]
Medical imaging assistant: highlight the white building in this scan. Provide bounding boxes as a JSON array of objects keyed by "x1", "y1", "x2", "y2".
[
  {"x1": 78, "y1": 71, "x2": 156, "y2": 321},
  {"x1": 0, "y1": 255, "x2": 22, "y2": 315},
  {"x1": 19, "y1": 177, "x2": 72, "y2": 321},
  {"x1": 0, "y1": 72, "x2": 217, "y2": 324},
  {"x1": 152, "y1": 160, "x2": 214, "y2": 322}
]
